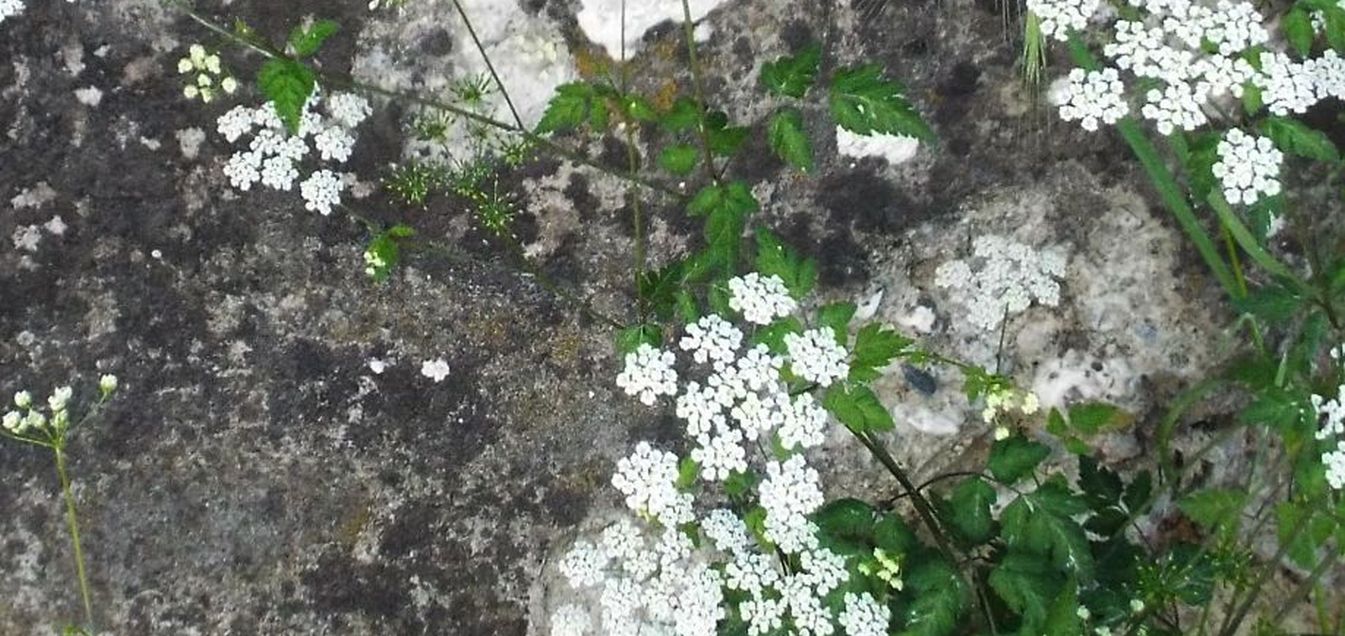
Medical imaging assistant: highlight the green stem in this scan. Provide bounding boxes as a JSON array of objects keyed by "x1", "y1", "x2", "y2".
[
  {"x1": 55, "y1": 448, "x2": 94, "y2": 630},
  {"x1": 448, "y1": 0, "x2": 525, "y2": 130},
  {"x1": 1206, "y1": 191, "x2": 1312, "y2": 293},
  {"x1": 678, "y1": 0, "x2": 723, "y2": 188}
]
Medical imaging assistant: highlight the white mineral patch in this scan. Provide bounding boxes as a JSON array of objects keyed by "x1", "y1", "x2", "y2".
[
  {"x1": 43, "y1": 215, "x2": 67, "y2": 235},
  {"x1": 175, "y1": 126, "x2": 205, "y2": 159},
  {"x1": 835, "y1": 126, "x2": 920, "y2": 164},
  {"x1": 577, "y1": 0, "x2": 727, "y2": 58},
  {"x1": 74, "y1": 85, "x2": 102, "y2": 106}
]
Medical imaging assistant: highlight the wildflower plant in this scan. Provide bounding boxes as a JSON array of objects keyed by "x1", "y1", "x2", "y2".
[{"x1": 2, "y1": 374, "x2": 118, "y2": 634}]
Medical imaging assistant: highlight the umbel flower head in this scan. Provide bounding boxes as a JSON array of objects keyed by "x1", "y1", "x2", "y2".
[
  {"x1": 178, "y1": 44, "x2": 237, "y2": 103},
  {"x1": 3, "y1": 374, "x2": 116, "y2": 441}
]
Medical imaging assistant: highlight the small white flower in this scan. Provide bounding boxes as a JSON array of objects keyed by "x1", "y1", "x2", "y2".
[
  {"x1": 549, "y1": 603, "x2": 590, "y2": 636},
  {"x1": 689, "y1": 427, "x2": 747, "y2": 481},
  {"x1": 14, "y1": 390, "x2": 32, "y2": 409},
  {"x1": 1213, "y1": 129, "x2": 1282, "y2": 206},
  {"x1": 98, "y1": 374, "x2": 118, "y2": 394},
  {"x1": 839, "y1": 592, "x2": 891, "y2": 636},
  {"x1": 48, "y1": 386, "x2": 73, "y2": 412},
  {"x1": 1057, "y1": 67, "x2": 1129, "y2": 131},
  {"x1": 678, "y1": 315, "x2": 743, "y2": 369},
  {"x1": 299, "y1": 169, "x2": 345, "y2": 216},
  {"x1": 559, "y1": 540, "x2": 609, "y2": 588},
  {"x1": 420, "y1": 358, "x2": 451, "y2": 382},
  {"x1": 2, "y1": 411, "x2": 20, "y2": 432}
]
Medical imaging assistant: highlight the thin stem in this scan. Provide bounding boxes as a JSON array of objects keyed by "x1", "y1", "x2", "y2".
[
  {"x1": 679, "y1": 0, "x2": 722, "y2": 187},
  {"x1": 55, "y1": 447, "x2": 94, "y2": 630},
  {"x1": 448, "y1": 0, "x2": 525, "y2": 130},
  {"x1": 853, "y1": 430, "x2": 998, "y2": 634},
  {"x1": 1271, "y1": 550, "x2": 1339, "y2": 629}
]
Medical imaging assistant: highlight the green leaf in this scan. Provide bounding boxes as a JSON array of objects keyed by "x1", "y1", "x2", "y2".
[
  {"x1": 289, "y1": 19, "x2": 339, "y2": 57},
  {"x1": 754, "y1": 228, "x2": 818, "y2": 299},
  {"x1": 536, "y1": 83, "x2": 594, "y2": 134},
  {"x1": 705, "y1": 115, "x2": 749, "y2": 156},
  {"x1": 830, "y1": 64, "x2": 935, "y2": 141},
  {"x1": 1084, "y1": 507, "x2": 1130, "y2": 537},
  {"x1": 1182, "y1": 131, "x2": 1221, "y2": 202},
  {"x1": 849, "y1": 324, "x2": 913, "y2": 382},
  {"x1": 751, "y1": 316, "x2": 805, "y2": 354},
  {"x1": 724, "y1": 470, "x2": 759, "y2": 498},
  {"x1": 1239, "y1": 387, "x2": 1309, "y2": 431},
  {"x1": 258, "y1": 58, "x2": 316, "y2": 135},
  {"x1": 637, "y1": 261, "x2": 686, "y2": 320},
  {"x1": 1066, "y1": 402, "x2": 1125, "y2": 435},
  {"x1": 616, "y1": 323, "x2": 661, "y2": 353},
  {"x1": 1276, "y1": 501, "x2": 1338, "y2": 568},
  {"x1": 1001, "y1": 477, "x2": 1094, "y2": 578},
  {"x1": 1284, "y1": 8, "x2": 1316, "y2": 57},
  {"x1": 988, "y1": 433, "x2": 1050, "y2": 483},
  {"x1": 823, "y1": 383, "x2": 895, "y2": 433},
  {"x1": 620, "y1": 94, "x2": 658, "y2": 121},
  {"x1": 814, "y1": 498, "x2": 877, "y2": 555},
  {"x1": 690, "y1": 182, "x2": 758, "y2": 273},
  {"x1": 768, "y1": 107, "x2": 814, "y2": 172},
  {"x1": 874, "y1": 512, "x2": 919, "y2": 554},
  {"x1": 1261, "y1": 116, "x2": 1340, "y2": 163},
  {"x1": 1231, "y1": 283, "x2": 1305, "y2": 324},
  {"x1": 895, "y1": 557, "x2": 966, "y2": 636},
  {"x1": 1077, "y1": 455, "x2": 1123, "y2": 510},
  {"x1": 1242, "y1": 82, "x2": 1263, "y2": 115},
  {"x1": 688, "y1": 181, "x2": 758, "y2": 217},
  {"x1": 1123, "y1": 470, "x2": 1152, "y2": 514},
  {"x1": 760, "y1": 43, "x2": 821, "y2": 98},
  {"x1": 661, "y1": 97, "x2": 701, "y2": 133},
  {"x1": 1043, "y1": 579, "x2": 1083, "y2": 636},
  {"x1": 1178, "y1": 488, "x2": 1247, "y2": 538},
  {"x1": 989, "y1": 551, "x2": 1063, "y2": 629},
  {"x1": 744, "y1": 505, "x2": 771, "y2": 547},
  {"x1": 817, "y1": 302, "x2": 857, "y2": 345},
  {"x1": 659, "y1": 144, "x2": 699, "y2": 175},
  {"x1": 676, "y1": 457, "x2": 700, "y2": 489},
  {"x1": 946, "y1": 477, "x2": 996, "y2": 545}
]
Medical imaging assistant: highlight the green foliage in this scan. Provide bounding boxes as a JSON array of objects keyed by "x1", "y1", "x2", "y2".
[
  {"x1": 385, "y1": 161, "x2": 449, "y2": 206},
  {"x1": 1001, "y1": 476, "x2": 1094, "y2": 578},
  {"x1": 536, "y1": 82, "x2": 612, "y2": 134},
  {"x1": 816, "y1": 302, "x2": 857, "y2": 345},
  {"x1": 288, "y1": 19, "x2": 339, "y2": 57},
  {"x1": 944, "y1": 477, "x2": 996, "y2": 545},
  {"x1": 1232, "y1": 283, "x2": 1305, "y2": 324},
  {"x1": 989, "y1": 552, "x2": 1064, "y2": 630},
  {"x1": 767, "y1": 108, "x2": 814, "y2": 172},
  {"x1": 823, "y1": 383, "x2": 895, "y2": 433},
  {"x1": 363, "y1": 224, "x2": 415, "y2": 282},
  {"x1": 689, "y1": 181, "x2": 759, "y2": 273},
  {"x1": 1283, "y1": 7, "x2": 1315, "y2": 57},
  {"x1": 750, "y1": 316, "x2": 804, "y2": 354},
  {"x1": 760, "y1": 43, "x2": 821, "y2": 98},
  {"x1": 616, "y1": 323, "x2": 661, "y2": 353},
  {"x1": 1260, "y1": 116, "x2": 1340, "y2": 163},
  {"x1": 1178, "y1": 488, "x2": 1247, "y2": 539},
  {"x1": 659, "y1": 144, "x2": 699, "y2": 175},
  {"x1": 988, "y1": 433, "x2": 1050, "y2": 483},
  {"x1": 704, "y1": 111, "x2": 750, "y2": 156},
  {"x1": 830, "y1": 64, "x2": 935, "y2": 141},
  {"x1": 849, "y1": 324, "x2": 913, "y2": 382},
  {"x1": 257, "y1": 58, "x2": 316, "y2": 135},
  {"x1": 754, "y1": 229, "x2": 817, "y2": 299},
  {"x1": 895, "y1": 557, "x2": 967, "y2": 636}
]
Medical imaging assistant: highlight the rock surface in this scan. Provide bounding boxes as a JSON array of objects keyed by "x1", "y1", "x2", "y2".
[{"x1": 0, "y1": 0, "x2": 1250, "y2": 633}]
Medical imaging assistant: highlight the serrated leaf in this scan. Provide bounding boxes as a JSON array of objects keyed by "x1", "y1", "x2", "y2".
[
  {"x1": 1077, "y1": 455, "x2": 1123, "y2": 510},
  {"x1": 850, "y1": 323, "x2": 913, "y2": 382},
  {"x1": 814, "y1": 498, "x2": 877, "y2": 555},
  {"x1": 536, "y1": 82, "x2": 594, "y2": 134},
  {"x1": 1178, "y1": 488, "x2": 1246, "y2": 538},
  {"x1": 989, "y1": 552, "x2": 1063, "y2": 629},
  {"x1": 1123, "y1": 470, "x2": 1152, "y2": 514},
  {"x1": 875, "y1": 512, "x2": 919, "y2": 554},
  {"x1": 1067, "y1": 402, "x2": 1125, "y2": 435},
  {"x1": 830, "y1": 64, "x2": 934, "y2": 141},
  {"x1": 676, "y1": 457, "x2": 700, "y2": 489},
  {"x1": 947, "y1": 477, "x2": 996, "y2": 545},
  {"x1": 823, "y1": 383, "x2": 894, "y2": 432},
  {"x1": 760, "y1": 43, "x2": 821, "y2": 98},
  {"x1": 659, "y1": 144, "x2": 699, "y2": 175},
  {"x1": 817, "y1": 302, "x2": 857, "y2": 345},
  {"x1": 1084, "y1": 507, "x2": 1130, "y2": 537},
  {"x1": 1285, "y1": 8, "x2": 1316, "y2": 57},
  {"x1": 895, "y1": 557, "x2": 966, "y2": 636},
  {"x1": 616, "y1": 323, "x2": 661, "y2": 353},
  {"x1": 1239, "y1": 387, "x2": 1309, "y2": 430},
  {"x1": 620, "y1": 94, "x2": 658, "y2": 121},
  {"x1": 988, "y1": 433, "x2": 1051, "y2": 483},
  {"x1": 690, "y1": 182, "x2": 758, "y2": 272},
  {"x1": 1261, "y1": 116, "x2": 1340, "y2": 163},
  {"x1": 1276, "y1": 501, "x2": 1338, "y2": 568},
  {"x1": 755, "y1": 228, "x2": 817, "y2": 299},
  {"x1": 1185, "y1": 131, "x2": 1221, "y2": 201},
  {"x1": 768, "y1": 107, "x2": 814, "y2": 172},
  {"x1": 289, "y1": 19, "x2": 339, "y2": 57},
  {"x1": 637, "y1": 261, "x2": 685, "y2": 320},
  {"x1": 1001, "y1": 477, "x2": 1094, "y2": 577},
  {"x1": 723, "y1": 469, "x2": 758, "y2": 498},
  {"x1": 258, "y1": 58, "x2": 316, "y2": 135}
]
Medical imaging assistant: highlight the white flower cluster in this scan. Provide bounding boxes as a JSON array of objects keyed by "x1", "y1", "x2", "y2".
[
  {"x1": 1028, "y1": 0, "x2": 1102, "y2": 41},
  {"x1": 1313, "y1": 378, "x2": 1345, "y2": 489},
  {"x1": 615, "y1": 344, "x2": 678, "y2": 406},
  {"x1": 557, "y1": 277, "x2": 905, "y2": 635},
  {"x1": 3, "y1": 375, "x2": 117, "y2": 441},
  {"x1": 178, "y1": 44, "x2": 237, "y2": 103},
  {"x1": 934, "y1": 235, "x2": 1067, "y2": 332},
  {"x1": 784, "y1": 328, "x2": 850, "y2": 387},
  {"x1": 214, "y1": 91, "x2": 371, "y2": 215},
  {"x1": 728, "y1": 273, "x2": 797, "y2": 325},
  {"x1": 0, "y1": 0, "x2": 21, "y2": 23},
  {"x1": 1058, "y1": 68, "x2": 1130, "y2": 131},
  {"x1": 1212, "y1": 129, "x2": 1282, "y2": 205}
]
